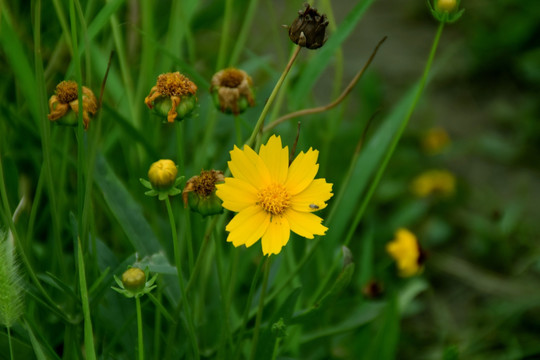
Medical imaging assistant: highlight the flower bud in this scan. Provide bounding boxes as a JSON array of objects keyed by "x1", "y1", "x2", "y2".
[
  {"x1": 47, "y1": 80, "x2": 98, "y2": 130},
  {"x1": 148, "y1": 159, "x2": 178, "y2": 191},
  {"x1": 288, "y1": 3, "x2": 329, "y2": 50},
  {"x1": 121, "y1": 267, "x2": 146, "y2": 292},
  {"x1": 182, "y1": 170, "x2": 225, "y2": 216},
  {"x1": 145, "y1": 72, "x2": 198, "y2": 122},
  {"x1": 436, "y1": 0, "x2": 457, "y2": 12},
  {"x1": 428, "y1": 0, "x2": 464, "y2": 23},
  {"x1": 210, "y1": 68, "x2": 255, "y2": 115}
]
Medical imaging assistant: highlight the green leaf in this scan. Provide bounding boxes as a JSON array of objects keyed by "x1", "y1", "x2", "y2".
[
  {"x1": 327, "y1": 82, "x2": 420, "y2": 246},
  {"x1": 94, "y1": 153, "x2": 161, "y2": 256},
  {"x1": 290, "y1": 0, "x2": 376, "y2": 105},
  {"x1": 362, "y1": 297, "x2": 400, "y2": 360}
]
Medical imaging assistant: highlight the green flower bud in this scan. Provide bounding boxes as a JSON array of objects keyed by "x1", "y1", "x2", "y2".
[{"x1": 121, "y1": 267, "x2": 146, "y2": 292}]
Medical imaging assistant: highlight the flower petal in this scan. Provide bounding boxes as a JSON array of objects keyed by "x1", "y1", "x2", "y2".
[
  {"x1": 285, "y1": 148, "x2": 319, "y2": 195},
  {"x1": 216, "y1": 178, "x2": 258, "y2": 212},
  {"x1": 261, "y1": 216, "x2": 290, "y2": 255},
  {"x1": 228, "y1": 145, "x2": 271, "y2": 189},
  {"x1": 285, "y1": 209, "x2": 327, "y2": 239},
  {"x1": 290, "y1": 179, "x2": 333, "y2": 212},
  {"x1": 259, "y1": 135, "x2": 288, "y2": 184},
  {"x1": 226, "y1": 205, "x2": 270, "y2": 248}
]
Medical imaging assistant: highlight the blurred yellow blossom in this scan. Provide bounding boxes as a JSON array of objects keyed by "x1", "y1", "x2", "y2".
[
  {"x1": 422, "y1": 127, "x2": 450, "y2": 155},
  {"x1": 386, "y1": 228, "x2": 424, "y2": 277},
  {"x1": 411, "y1": 169, "x2": 456, "y2": 197}
]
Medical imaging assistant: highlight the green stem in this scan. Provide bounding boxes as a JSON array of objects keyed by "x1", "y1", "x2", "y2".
[
  {"x1": 249, "y1": 256, "x2": 271, "y2": 360},
  {"x1": 216, "y1": 0, "x2": 234, "y2": 70},
  {"x1": 314, "y1": 21, "x2": 446, "y2": 301},
  {"x1": 233, "y1": 257, "x2": 265, "y2": 360},
  {"x1": 246, "y1": 45, "x2": 301, "y2": 148},
  {"x1": 152, "y1": 285, "x2": 162, "y2": 360},
  {"x1": 77, "y1": 236, "x2": 97, "y2": 360},
  {"x1": 7, "y1": 326, "x2": 13, "y2": 360},
  {"x1": 165, "y1": 197, "x2": 200, "y2": 360},
  {"x1": 136, "y1": 297, "x2": 144, "y2": 360}
]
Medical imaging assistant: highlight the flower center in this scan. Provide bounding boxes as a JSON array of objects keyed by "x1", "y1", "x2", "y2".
[
  {"x1": 220, "y1": 68, "x2": 244, "y2": 88},
  {"x1": 257, "y1": 183, "x2": 291, "y2": 216},
  {"x1": 56, "y1": 80, "x2": 78, "y2": 103},
  {"x1": 157, "y1": 72, "x2": 197, "y2": 97},
  {"x1": 192, "y1": 170, "x2": 223, "y2": 197}
]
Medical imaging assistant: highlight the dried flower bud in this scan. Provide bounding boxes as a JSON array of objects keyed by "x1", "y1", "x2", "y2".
[
  {"x1": 288, "y1": 3, "x2": 329, "y2": 50},
  {"x1": 148, "y1": 159, "x2": 178, "y2": 191},
  {"x1": 182, "y1": 170, "x2": 225, "y2": 216},
  {"x1": 145, "y1": 72, "x2": 198, "y2": 122},
  {"x1": 47, "y1": 80, "x2": 98, "y2": 130},
  {"x1": 121, "y1": 267, "x2": 146, "y2": 292},
  {"x1": 210, "y1": 68, "x2": 255, "y2": 115}
]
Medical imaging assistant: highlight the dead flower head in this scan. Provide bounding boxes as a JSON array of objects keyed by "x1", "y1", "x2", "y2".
[
  {"x1": 210, "y1": 68, "x2": 255, "y2": 115},
  {"x1": 288, "y1": 3, "x2": 329, "y2": 50},
  {"x1": 183, "y1": 170, "x2": 225, "y2": 216},
  {"x1": 145, "y1": 72, "x2": 198, "y2": 123},
  {"x1": 47, "y1": 80, "x2": 98, "y2": 130}
]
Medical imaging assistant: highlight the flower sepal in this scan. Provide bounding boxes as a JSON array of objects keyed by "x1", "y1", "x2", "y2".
[
  {"x1": 140, "y1": 176, "x2": 184, "y2": 200},
  {"x1": 112, "y1": 267, "x2": 158, "y2": 299},
  {"x1": 427, "y1": 0, "x2": 464, "y2": 23}
]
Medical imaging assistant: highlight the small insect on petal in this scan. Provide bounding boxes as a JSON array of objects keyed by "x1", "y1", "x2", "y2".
[{"x1": 309, "y1": 203, "x2": 319, "y2": 210}]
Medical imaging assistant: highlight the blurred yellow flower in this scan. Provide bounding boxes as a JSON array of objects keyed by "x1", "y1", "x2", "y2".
[
  {"x1": 422, "y1": 127, "x2": 450, "y2": 155},
  {"x1": 386, "y1": 228, "x2": 424, "y2": 277},
  {"x1": 216, "y1": 135, "x2": 333, "y2": 255},
  {"x1": 148, "y1": 159, "x2": 178, "y2": 190},
  {"x1": 411, "y1": 169, "x2": 456, "y2": 197}
]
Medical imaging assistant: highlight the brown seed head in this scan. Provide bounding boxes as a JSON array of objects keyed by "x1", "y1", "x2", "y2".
[
  {"x1": 156, "y1": 72, "x2": 197, "y2": 97},
  {"x1": 56, "y1": 80, "x2": 79, "y2": 103},
  {"x1": 288, "y1": 3, "x2": 329, "y2": 49}
]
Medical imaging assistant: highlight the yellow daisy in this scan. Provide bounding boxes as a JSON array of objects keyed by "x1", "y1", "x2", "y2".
[{"x1": 216, "y1": 135, "x2": 333, "y2": 255}]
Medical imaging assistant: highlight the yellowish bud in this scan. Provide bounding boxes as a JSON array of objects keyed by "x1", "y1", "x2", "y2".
[
  {"x1": 121, "y1": 267, "x2": 146, "y2": 292},
  {"x1": 148, "y1": 159, "x2": 178, "y2": 190},
  {"x1": 436, "y1": 0, "x2": 457, "y2": 12}
]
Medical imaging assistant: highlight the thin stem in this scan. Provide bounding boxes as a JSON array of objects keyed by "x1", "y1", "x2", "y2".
[
  {"x1": 216, "y1": 0, "x2": 234, "y2": 70},
  {"x1": 152, "y1": 285, "x2": 162, "y2": 360},
  {"x1": 7, "y1": 327, "x2": 13, "y2": 360},
  {"x1": 233, "y1": 257, "x2": 265, "y2": 360},
  {"x1": 77, "y1": 236, "x2": 97, "y2": 360},
  {"x1": 136, "y1": 297, "x2": 144, "y2": 360},
  {"x1": 249, "y1": 256, "x2": 271, "y2": 360},
  {"x1": 246, "y1": 45, "x2": 301, "y2": 148},
  {"x1": 264, "y1": 37, "x2": 386, "y2": 132},
  {"x1": 229, "y1": 0, "x2": 260, "y2": 65},
  {"x1": 165, "y1": 197, "x2": 200, "y2": 360}
]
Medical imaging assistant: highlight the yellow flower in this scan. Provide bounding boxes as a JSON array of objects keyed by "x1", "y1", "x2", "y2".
[
  {"x1": 216, "y1": 135, "x2": 333, "y2": 255},
  {"x1": 210, "y1": 68, "x2": 255, "y2": 115},
  {"x1": 145, "y1": 72, "x2": 197, "y2": 123},
  {"x1": 386, "y1": 228, "x2": 424, "y2": 277},
  {"x1": 47, "y1": 80, "x2": 97, "y2": 130},
  {"x1": 411, "y1": 169, "x2": 456, "y2": 197},
  {"x1": 422, "y1": 127, "x2": 450, "y2": 155},
  {"x1": 148, "y1": 159, "x2": 178, "y2": 190}
]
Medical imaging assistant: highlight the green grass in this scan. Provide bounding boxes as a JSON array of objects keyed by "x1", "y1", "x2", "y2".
[{"x1": 1, "y1": 0, "x2": 539, "y2": 359}]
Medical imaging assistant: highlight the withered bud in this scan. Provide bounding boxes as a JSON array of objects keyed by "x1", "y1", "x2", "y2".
[
  {"x1": 288, "y1": 3, "x2": 329, "y2": 50},
  {"x1": 183, "y1": 170, "x2": 225, "y2": 216}
]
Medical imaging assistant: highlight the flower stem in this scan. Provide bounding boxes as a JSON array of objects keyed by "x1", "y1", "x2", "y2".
[
  {"x1": 77, "y1": 236, "x2": 97, "y2": 360},
  {"x1": 245, "y1": 45, "x2": 301, "y2": 148},
  {"x1": 165, "y1": 197, "x2": 200, "y2": 360},
  {"x1": 249, "y1": 256, "x2": 271, "y2": 360},
  {"x1": 136, "y1": 296, "x2": 144, "y2": 360},
  {"x1": 7, "y1": 326, "x2": 13, "y2": 360}
]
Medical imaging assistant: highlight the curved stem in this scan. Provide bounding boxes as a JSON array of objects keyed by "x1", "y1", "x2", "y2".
[{"x1": 264, "y1": 37, "x2": 386, "y2": 132}]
